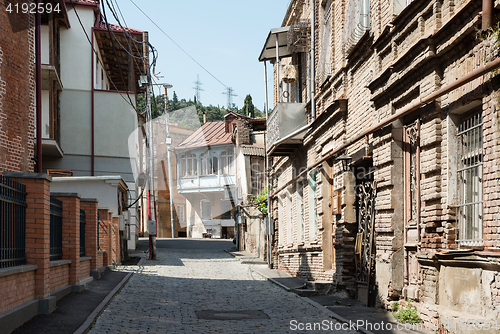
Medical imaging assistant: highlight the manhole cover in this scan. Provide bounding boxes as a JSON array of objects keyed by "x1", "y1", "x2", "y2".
[{"x1": 195, "y1": 310, "x2": 270, "y2": 320}]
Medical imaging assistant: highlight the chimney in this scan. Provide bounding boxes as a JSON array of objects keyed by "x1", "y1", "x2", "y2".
[{"x1": 203, "y1": 112, "x2": 207, "y2": 124}]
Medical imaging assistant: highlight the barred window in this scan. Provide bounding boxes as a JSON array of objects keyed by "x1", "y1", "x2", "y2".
[{"x1": 457, "y1": 112, "x2": 483, "y2": 246}]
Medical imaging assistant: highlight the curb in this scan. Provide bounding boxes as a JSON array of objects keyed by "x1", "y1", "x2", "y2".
[
  {"x1": 72, "y1": 263, "x2": 138, "y2": 334},
  {"x1": 251, "y1": 268, "x2": 374, "y2": 334}
]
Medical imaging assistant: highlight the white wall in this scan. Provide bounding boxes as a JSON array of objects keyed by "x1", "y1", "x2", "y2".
[
  {"x1": 41, "y1": 25, "x2": 49, "y2": 64},
  {"x1": 42, "y1": 90, "x2": 50, "y2": 138},
  {"x1": 60, "y1": 6, "x2": 94, "y2": 91}
]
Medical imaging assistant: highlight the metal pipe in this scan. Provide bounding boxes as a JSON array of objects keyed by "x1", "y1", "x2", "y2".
[
  {"x1": 482, "y1": 0, "x2": 493, "y2": 30},
  {"x1": 264, "y1": 61, "x2": 271, "y2": 268},
  {"x1": 164, "y1": 85, "x2": 176, "y2": 238},
  {"x1": 91, "y1": 28, "x2": 95, "y2": 176},
  {"x1": 310, "y1": 0, "x2": 316, "y2": 121},
  {"x1": 275, "y1": 35, "x2": 280, "y2": 103},
  {"x1": 35, "y1": 1, "x2": 42, "y2": 173},
  {"x1": 265, "y1": 55, "x2": 500, "y2": 201}
]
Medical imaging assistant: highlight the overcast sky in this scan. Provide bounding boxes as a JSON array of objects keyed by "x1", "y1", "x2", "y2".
[{"x1": 111, "y1": 0, "x2": 290, "y2": 111}]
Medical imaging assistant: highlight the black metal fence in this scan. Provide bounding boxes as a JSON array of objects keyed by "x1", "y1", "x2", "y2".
[
  {"x1": 50, "y1": 197, "x2": 63, "y2": 261},
  {"x1": 0, "y1": 176, "x2": 27, "y2": 269},
  {"x1": 80, "y1": 209, "x2": 86, "y2": 257}
]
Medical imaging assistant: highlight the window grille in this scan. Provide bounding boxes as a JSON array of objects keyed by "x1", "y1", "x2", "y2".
[{"x1": 457, "y1": 112, "x2": 483, "y2": 246}]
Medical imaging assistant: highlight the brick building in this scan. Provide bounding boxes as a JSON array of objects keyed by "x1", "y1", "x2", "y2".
[
  {"x1": 0, "y1": 0, "x2": 36, "y2": 173},
  {"x1": 261, "y1": 0, "x2": 500, "y2": 330}
]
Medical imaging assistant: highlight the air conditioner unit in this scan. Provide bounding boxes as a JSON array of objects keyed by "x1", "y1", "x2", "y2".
[{"x1": 282, "y1": 64, "x2": 298, "y2": 83}]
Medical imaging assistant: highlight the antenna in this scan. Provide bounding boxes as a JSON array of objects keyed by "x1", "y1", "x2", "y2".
[
  {"x1": 222, "y1": 87, "x2": 237, "y2": 110},
  {"x1": 192, "y1": 74, "x2": 204, "y2": 104}
]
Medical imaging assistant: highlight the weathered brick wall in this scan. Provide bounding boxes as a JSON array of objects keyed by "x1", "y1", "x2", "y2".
[
  {"x1": 0, "y1": 271, "x2": 36, "y2": 313},
  {"x1": 49, "y1": 264, "x2": 70, "y2": 293},
  {"x1": 79, "y1": 259, "x2": 90, "y2": 281},
  {"x1": 0, "y1": 2, "x2": 35, "y2": 173}
]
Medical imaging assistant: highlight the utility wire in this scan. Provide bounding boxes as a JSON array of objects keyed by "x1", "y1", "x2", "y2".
[
  {"x1": 129, "y1": 0, "x2": 230, "y2": 90},
  {"x1": 68, "y1": 0, "x2": 139, "y2": 113}
]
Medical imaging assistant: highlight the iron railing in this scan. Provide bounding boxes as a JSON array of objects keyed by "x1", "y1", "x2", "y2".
[
  {"x1": 80, "y1": 209, "x2": 86, "y2": 257},
  {"x1": 0, "y1": 176, "x2": 27, "y2": 268},
  {"x1": 50, "y1": 197, "x2": 63, "y2": 261}
]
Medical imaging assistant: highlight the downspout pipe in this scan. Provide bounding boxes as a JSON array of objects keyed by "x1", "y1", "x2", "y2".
[
  {"x1": 265, "y1": 54, "x2": 500, "y2": 201},
  {"x1": 310, "y1": 0, "x2": 316, "y2": 121},
  {"x1": 91, "y1": 27, "x2": 95, "y2": 176},
  {"x1": 482, "y1": 0, "x2": 493, "y2": 30},
  {"x1": 264, "y1": 60, "x2": 271, "y2": 268},
  {"x1": 35, "y1": 1, "x2": 42, "y2": 173}
]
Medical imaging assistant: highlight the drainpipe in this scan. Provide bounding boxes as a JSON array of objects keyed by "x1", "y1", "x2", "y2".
[
  {"x1": 91, "y1": 27, "x2": 95, "y2": 176},
  {"x1": 35, "y1": 1, "x2": 42, "y2": 173},
  {"x1": 264, "y1": 60, "x2": 272, "y2": 268},
  {"x1": 482, "y1": 0, "x2": 493, "y2": 30},
  {"x1": 275, "y1": 35, "x2": 280, "y2": 103},
  {"x1": 310, "y1": 0, "x2": 316, "y2": 121}
]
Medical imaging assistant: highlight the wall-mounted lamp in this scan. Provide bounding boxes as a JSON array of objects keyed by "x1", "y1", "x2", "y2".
[
  {"x1": 138, "y1": 75, "x2": 149, "y2": 88},
  {"x1": 335, "y1": 154, "x2": 352, "y2": 172}
]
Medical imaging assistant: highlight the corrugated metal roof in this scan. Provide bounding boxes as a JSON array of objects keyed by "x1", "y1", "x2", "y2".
[
  {"x1": 177, "y1": 122, "x2": 232, "y2": 150},
  {"x1": 241, "y1": 145, "x2": 265, "y2": 157}
]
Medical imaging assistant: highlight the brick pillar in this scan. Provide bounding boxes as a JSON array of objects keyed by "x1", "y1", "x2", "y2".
[
  {"x1": 3, "y1": 172, "x2": 55, "y2": 313},
  {"x1": 113, "y1": 216, "x2": 120, "y2": 263},
  {"x1": 52, "y1": 193, "x2": 80, "y2": 286},
  {"x1": 98, "y1": 208, "x2": 110, "y2": 266},
  {"x1": 81, "y1": 199, "x2": 98, "y2": 271}
]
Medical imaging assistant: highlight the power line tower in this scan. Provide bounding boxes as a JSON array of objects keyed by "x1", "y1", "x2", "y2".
[
  {"x1": 193, "y1": 74, "x2": 203, "y2": 105},
  {"x1": 222, "y1": 87, "x2": 237, "y2": 110}
]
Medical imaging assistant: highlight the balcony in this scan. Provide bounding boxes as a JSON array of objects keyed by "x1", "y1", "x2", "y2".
[
  {"x1": 177, "y1": 174, "x2": 235, "y2": 194},
  {"x1": 267, "y1": 102, "x2": 307, "y2": 156}
]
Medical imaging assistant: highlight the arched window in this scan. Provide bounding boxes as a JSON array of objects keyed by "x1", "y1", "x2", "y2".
[
  {"x1": 180, "y1": 152, "x2": 197, "y2": 176},
  {"x1": 220, "y1": 148, "x2": 234, "y2": 175},
  {"x1": 200, "y1": 152, "x2": 218, "y2": 175}
]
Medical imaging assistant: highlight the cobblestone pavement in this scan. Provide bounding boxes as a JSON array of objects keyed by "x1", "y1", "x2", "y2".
[{"x1": 88, "y1": 240, "x2": 359, "y2": 334}]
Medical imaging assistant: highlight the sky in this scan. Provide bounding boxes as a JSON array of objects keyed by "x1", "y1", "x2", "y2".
[{"x1": 109, "y1": 0, "x2": 291, "y2": 112}]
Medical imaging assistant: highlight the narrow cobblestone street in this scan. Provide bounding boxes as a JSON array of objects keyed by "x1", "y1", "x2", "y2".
[{"x1": 88, "y1": 239, "x2": 358, "y2": 334}]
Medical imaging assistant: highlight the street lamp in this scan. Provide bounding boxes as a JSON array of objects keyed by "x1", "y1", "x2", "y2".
[
  {"x1": 335, "y1": 154, "x2": 352, "y2": 172},
  {"x1": 161, "y1": 83, "x2": 176, "y2": 238}
]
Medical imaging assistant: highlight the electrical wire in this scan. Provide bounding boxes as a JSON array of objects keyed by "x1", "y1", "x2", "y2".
[
  {"x1": 129, "y1": 0, "x2": 230, "y2": 90},
  {"x1": 68, "y1": 0, "x2": 139, "y2": 113}
]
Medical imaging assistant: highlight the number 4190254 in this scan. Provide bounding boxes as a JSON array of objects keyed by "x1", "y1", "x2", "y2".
[{"x1": 6, "y1": 2, "x2": 61, "y2": 14}]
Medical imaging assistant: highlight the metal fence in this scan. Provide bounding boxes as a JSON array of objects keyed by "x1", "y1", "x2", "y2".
[
  {"x1": 0, "y1": 176, "x2": 27, "y2": 268},
  {"x1": 50, "y1": 197, "x2": 63, "y2": 261},
  {"x1": 80, "y1": 209, "x2": 86, "y2": 257}
]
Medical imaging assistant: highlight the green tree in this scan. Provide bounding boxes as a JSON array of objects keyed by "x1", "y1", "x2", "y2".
[{"x1": 242, "y1": 94, "x2": 255, "y2": 117}]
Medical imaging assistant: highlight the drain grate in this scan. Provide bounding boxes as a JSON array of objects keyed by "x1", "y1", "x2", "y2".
[{"x1": 195, "y1": 310, "x2": 270, "y2": 320}]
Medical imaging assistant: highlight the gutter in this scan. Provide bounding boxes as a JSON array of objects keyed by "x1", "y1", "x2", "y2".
[
  {"x1": 91, "y1": 27, "x2": 95, "y2": 176},
  {"x1": 35, "y1": 1, "x2": 42, "y2": 172}
]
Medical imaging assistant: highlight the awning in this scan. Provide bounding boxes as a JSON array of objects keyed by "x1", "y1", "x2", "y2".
[{"x1": 258, "y1": 26, "x2": 292, "y2": 62}]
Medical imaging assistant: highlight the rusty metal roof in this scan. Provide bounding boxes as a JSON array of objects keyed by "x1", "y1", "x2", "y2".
[{"x1": 177, "y1": 122, "x2": 232, "y2": 150}]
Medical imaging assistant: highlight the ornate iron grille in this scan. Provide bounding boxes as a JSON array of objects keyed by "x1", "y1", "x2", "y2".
[
  {"x1": 0, "y1": 176, "x2": 27, "y2": 268},
  {"x1": 80, "y1": 209, "x2": 86, "y2": 257},
  {"x1": 355, "y1": 180, "x2": 376, "y2": 285},
  {"x1": 50, "y1": 197, "x2": 63, "y2": 261}
]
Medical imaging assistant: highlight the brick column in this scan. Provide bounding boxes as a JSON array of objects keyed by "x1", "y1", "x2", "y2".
[
  {"x1": 52, "y1": 193, "x2": 80, "y2": 286},
  {"x1": 81, "y1": 199, "x2": 98, "y2": 271},
  {"x1": 3, "y1": 172, "x2": 54, "y2": 313},
  {"x1": 113, "y1": 216, "x2": 120, "y2": 263},
  {"x1": 98, "y1": 208, "x2": 110, "y2": 266}
]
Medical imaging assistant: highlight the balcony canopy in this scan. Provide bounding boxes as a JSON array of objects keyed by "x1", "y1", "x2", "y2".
[{"x1": 258, "y1": 27, "x2": 293, "y2": 62}]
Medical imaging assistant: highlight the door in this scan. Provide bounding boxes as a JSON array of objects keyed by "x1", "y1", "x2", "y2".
[
  {"x1": 354, "y1": 164, "x2": 377, "y2": 306},
  {"x1": 403, "y1": 121, "x2": 421, "y2": 300}
]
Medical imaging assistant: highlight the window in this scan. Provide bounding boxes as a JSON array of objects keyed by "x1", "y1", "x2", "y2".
[
  {"x1": 200, "y1": 152, "x2": 218, "y2": 176},
  {"x1": 251, "y1": 157, "x2": 265, "y2": 196},
  {"x1": 278, "y1": 195, "x2": 284, "y2": 246},
  {"x1": 180, "y1": 152, "x2": 197, "y2": 177},
  {"x1": 318, "y1": 0, "x2": 333, "y2": 85},
  {"x1": 457, "y1": 112, "x2": 483, "y2": 245},
  {"x1": 297, "y1": 181, "x2": 305, "y2": 242},
  {"x1": 286, "y1": 191, "x2": 293, "y2": 244},
  {"x1": 308, "y1": 169, "x2": 318, "y2": 240},
  {"x1": 342, "y1": 0, "x2": 370, "y2": 53},
  {"x1": 201, "y1": 200, "x2": 212, "y2": 220},
  {"x1": 220, "y1": 148, "x2": 234, "y2": 175},
  {"x1": 175, "y1": 204, "x2": 185, "y2": 223}
]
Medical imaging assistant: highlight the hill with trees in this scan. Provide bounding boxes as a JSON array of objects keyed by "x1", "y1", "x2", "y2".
[{"x1": 136, "y1": 92, "x2": 264, "y2": 129}]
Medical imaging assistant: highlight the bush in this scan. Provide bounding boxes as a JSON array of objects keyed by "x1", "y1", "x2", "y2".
[{"x1": 392, "y1": 300, "x2": 422, "y2": 324}]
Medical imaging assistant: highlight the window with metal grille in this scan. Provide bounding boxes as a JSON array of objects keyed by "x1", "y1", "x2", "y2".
[
  {"x1": 457, "y1": 112, "x2": 483, "y2": 246},
  {"x1": 201, "y1": 200, "x2": 212, "y2": 220}
]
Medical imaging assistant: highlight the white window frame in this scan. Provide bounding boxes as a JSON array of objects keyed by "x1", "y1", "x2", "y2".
[
  {"x1": 308, "y1": 169, "x2": 318, "y2": 240},
  {"x1": 456, "y1": 112, "x2": 484, "y2": 246}
]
